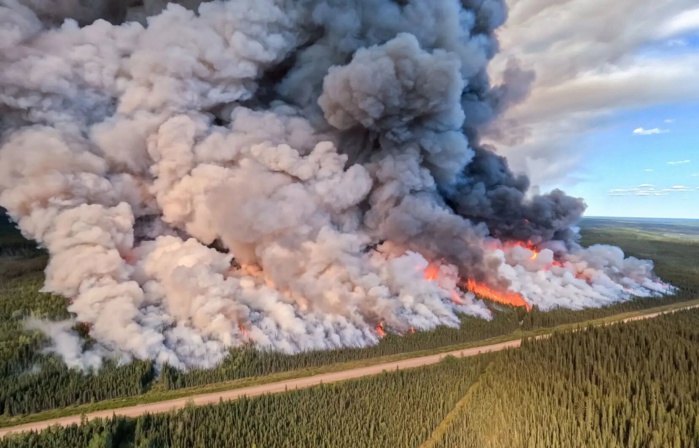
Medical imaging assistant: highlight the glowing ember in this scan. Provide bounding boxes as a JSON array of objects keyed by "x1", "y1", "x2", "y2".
[
  {"x1": 423, "y1": 264, "x2": 440, "y2": 281},
  {"x1": 575, "y1": 272, "x2": 592, "y2": 283},
  {"x1": 514, "y1": 240, "x2": 536, "y2": 251},
  {"x1": 120, "y1": 250, "x2": 136, "y2": 265},
  {"x1": 375, "y1": 322, "x2": 386, "y2": 338},
  {"x1": 502, "y1": 240, "x2": 542, "y2": 261},
  {"x1": 465, "y1": 279, "x2": 532, "y2": 311}
]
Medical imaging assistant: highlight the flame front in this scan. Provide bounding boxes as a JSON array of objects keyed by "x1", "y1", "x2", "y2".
[
  {"x1": 509, "y1": 240, "x2": 540, "y2": 261},
  {"x1": 465, "y1": 279, "x2": 532, "y2": 311},
  {"x1": 423, "y1": 264, "x2": 440, "y2": 281},
  {"x1": 376, "y1": 322, "x2": 386, "y2": 338}
]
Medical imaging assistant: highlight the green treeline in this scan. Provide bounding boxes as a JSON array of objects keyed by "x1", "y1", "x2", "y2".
[
  {"x1": 433, "y1": 309, "x2": 699, "y2": 448},
  {"x1": 5, "y1": 308, "x2": 699, "y2": 448},
  {"x1": 160, "y1": 291, "x2": 694, "y2": 391},
  {"x1": 1, "y1": 213, "x2": 698, "y2": 419},
  {"x1": 1, "y1": 355, "x2": 493, "y2": 448},
  {"x1": 0, "y1": 270, "x2": 157, "y2": 418}
]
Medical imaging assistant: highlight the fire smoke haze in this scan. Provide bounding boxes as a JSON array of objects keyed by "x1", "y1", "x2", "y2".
[{"x1": 0, "y1": 0, "x2": 673, "y2": 370}]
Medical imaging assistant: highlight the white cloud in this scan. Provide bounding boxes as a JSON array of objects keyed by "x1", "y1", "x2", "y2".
[
  {"x1": 664, "y1": 119, "x2": 676, "y2": 123},
  {"x1": 692, "y1": 172, "x2": 699, "y2": 177},
  {"x1": 644, "y1": 169, "x2": 654, "y2": 172},
  {"x1": 608, "y1": 183, "x2": 695, "y2": 196},
  {"x1": 658, "y1": 7, "x2": 699, "y2": 37},
  {"x1": 668, "y1": 160, "x2": 691, "y2": 165},
  {"x1": 633, "y1": 127, "x2": 669, "y2": 135},
  {"x1": 488, "y1": 0, "x2": 699, "y2": 186}
]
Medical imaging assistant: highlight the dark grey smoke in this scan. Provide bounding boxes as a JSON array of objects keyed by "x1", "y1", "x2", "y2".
[
  {"x1": 0, "y1": 0, "x2": 669, "y2": 370},
  {"x1": 446, "y1": 146, "x2": 587, "y2": 245}
]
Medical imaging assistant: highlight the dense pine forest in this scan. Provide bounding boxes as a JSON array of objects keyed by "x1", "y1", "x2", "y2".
[
  {"x1": 1, "y1": 211, "x2": 698, "y2": 421},
  {"x1": 4, "y1": 306, "x2": 699, "y2": 447},
  {"x1": 431, "y1": 308, "x2": 699, "y2": 448}
]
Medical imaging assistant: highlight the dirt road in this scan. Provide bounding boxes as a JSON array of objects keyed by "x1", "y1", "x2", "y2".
[
  {"x1": 0, "y1": 340, "x2": 519, "y2": 438},
  {"x1": 2, "y1": 303, "x2": 696, "y2": 438}
]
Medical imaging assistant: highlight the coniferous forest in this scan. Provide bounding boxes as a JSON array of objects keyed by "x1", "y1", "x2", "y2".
[
  {"x1": 1, "y1": 212, "x2": 699, "y2": 423},
  {"x1": 3, "y1": 306, "x2": 699, "y2": 447},
  {"x1": 432, "y1": 308, "x2": 699, "y2": 448}
]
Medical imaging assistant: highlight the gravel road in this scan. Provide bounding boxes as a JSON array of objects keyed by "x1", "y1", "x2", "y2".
[{"x1": 2, "y1": 303, "x2": 697, "y2": 438}]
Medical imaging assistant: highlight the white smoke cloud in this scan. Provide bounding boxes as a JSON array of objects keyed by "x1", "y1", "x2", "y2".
[{"x1": 0, "y1": 0, "x2": 673, "y2": 371}]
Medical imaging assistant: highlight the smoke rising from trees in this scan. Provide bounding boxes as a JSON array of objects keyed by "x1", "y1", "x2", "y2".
[{"x1": 0, "y1": 0, "x2": 672, "y2": 370}]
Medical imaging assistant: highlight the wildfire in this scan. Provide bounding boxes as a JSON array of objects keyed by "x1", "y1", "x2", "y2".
[
  {"x1": 465, "y1": 279, "x2": 532, "y2": 311},
  {"x1": 575, "y1": 271, "x2": 593, "y2": 283},
  {"x1": 409, "y1": 326, "x2": 415, "y2": 334},
  {"x1": 423, "y1": 264, "x2": 440, "y2": 281},
  {"x1": 450, "y1": 291, "x2": 464, "y2": 305},
  {"x1": 375, "y1": 322, "x2": 386, "y2": 338},
  {"x1": 238, "y1": 324, "x2": 250, "y2": 339},
  {"x1": 120, "y1": 250, "x2": 136, "y2": 265}
]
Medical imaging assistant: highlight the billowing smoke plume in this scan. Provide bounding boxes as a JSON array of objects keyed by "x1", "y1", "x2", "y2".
[{"x1": 0, "y1": 0, "x2": 672, "y2": 370}]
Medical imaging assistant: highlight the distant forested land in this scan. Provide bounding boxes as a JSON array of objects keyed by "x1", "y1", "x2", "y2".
[
  {"x1": 579, "y1": 218, "x2": 699, "y2": 296},
  {"x1": 5, "y1": 306, "x2": 699, "y2": 448},
  {"x1": 0, "y1": 210, "x2": 697, "y2": 421}
]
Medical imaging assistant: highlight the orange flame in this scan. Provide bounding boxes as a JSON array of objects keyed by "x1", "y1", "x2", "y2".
[
  {"x1": 575, "y1": 271, "x2": 593, "y2": 283},
  {"x1": 450, "y1": 291, "x2": 464, "y2": 305},
  {"x1": 423, "y1": 264, "x2": 439, "y2": 281},
  {"x1": 238, "y1": 324, "x2": 249, "y2": 339},
  {"x1": 409, "y1": 326, "x2": 415, "y2": 334},
  {"x1": 465, "y1": 279, "x2": 532, "y2": 311},
  {"x1": 500, "y1": 240, "x2": 542, "y2": 261},
  {"x1": 375, "y1": 322, "x2": 386, "y2": 338}
]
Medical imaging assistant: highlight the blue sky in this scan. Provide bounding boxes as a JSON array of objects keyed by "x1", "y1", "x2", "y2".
[
  {"x1": 565, "y1": 102, "x2": 699, "y2": 219},
  {"x1": 491, "y1": 2, "x2": 699, "y2": 219}
]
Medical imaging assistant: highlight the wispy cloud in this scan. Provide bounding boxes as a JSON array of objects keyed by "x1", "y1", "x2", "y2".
[
  {"x1": 658, "y1": 7, "x2": 699, "y2": 37},
  {"x1": 644, "y1": 168, "x2": 654, "y2": 172},
  {"x1": 488, "y1": 1, "x2": 699, "y2": 186},
  {"x1": 633, "y1": 127, "x2": 670, "y2": 135},
  {"x1": 608, "y1": 184, "x2": 695, "y2": 196},
  {"x1": 666, "y1": 39, "x2": 688, "y2": 47},
  {"x1": 664, "y1": 118, "x2": 676, "y2": 123},
  {"x1": 668, "y1": 160, "x2": 691, "y2": 165},
  {"x1": 692, "y1": 173, "x2": 699, "y2": 177}
]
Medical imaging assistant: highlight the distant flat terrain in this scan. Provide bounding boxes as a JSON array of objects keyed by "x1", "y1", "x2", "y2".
[{"x1": 581, "y1": 216, "x2": 699, "y2": 240}]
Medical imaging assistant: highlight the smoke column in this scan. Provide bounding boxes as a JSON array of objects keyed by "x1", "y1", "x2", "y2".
[{"x1": 0, "y1": 0, "x2": 672, "y2": 370}]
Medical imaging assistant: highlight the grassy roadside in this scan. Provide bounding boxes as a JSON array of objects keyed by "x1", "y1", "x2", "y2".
[{"x1": 2, "y1": 297, "x2": 697, "y2": 431}]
